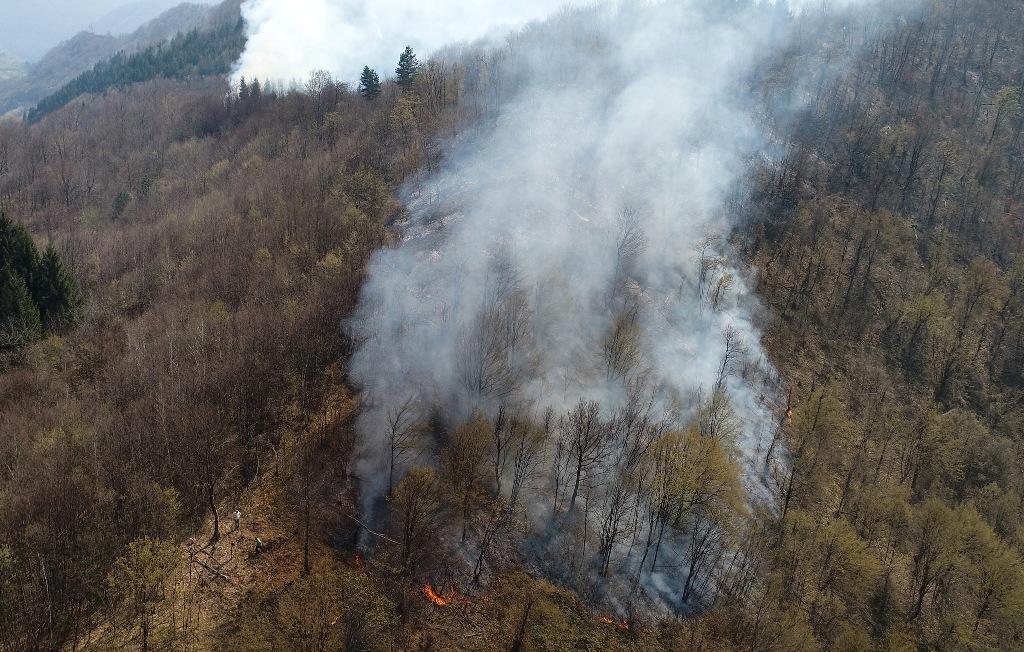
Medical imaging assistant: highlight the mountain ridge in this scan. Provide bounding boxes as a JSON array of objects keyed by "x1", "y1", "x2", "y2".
[{"x1": 0, "y1": 0, "x2": 240, "y2": 116}]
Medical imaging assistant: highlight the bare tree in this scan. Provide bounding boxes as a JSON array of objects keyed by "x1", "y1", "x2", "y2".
[
  {"x1": 459, "y1": 252, "x2": 533, "y2": 401},
  {"x1": 713, "y1": 325, "x2": 746, "y2": 397},
  {"x1": 385, "y1": 398, "x2": 421, "y2": 496},
  {"x1": 561, "y1": 400, "x2": 611, "y2": 512},
  {"x1": 614, "y1": 205, "x2": 647, "y2": 284},
  {"x1": 472, "y1": 411, "x2": 547, "y2": 585}
]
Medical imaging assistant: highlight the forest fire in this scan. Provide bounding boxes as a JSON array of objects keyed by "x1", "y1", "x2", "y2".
[
  {"x1": 597, "y1": 615, "x2": 630, "y2": 631},
  {"x1": 423, "y1": 584, "x2": 453, "y2": 606},
  {"x1": 353, "y1": 553, "x2": 364, "y2": 571}
]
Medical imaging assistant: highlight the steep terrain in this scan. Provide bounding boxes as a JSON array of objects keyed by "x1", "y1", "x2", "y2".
[
  {"x1": 0, "y1": 1, "x2": 239, "y2": 116},
  {"x1": 0, "y1": 1, "x2": 1023, "y2": 651},
  {"x1": 92, "y1": 0, "x2": 218, "y2": 37}
]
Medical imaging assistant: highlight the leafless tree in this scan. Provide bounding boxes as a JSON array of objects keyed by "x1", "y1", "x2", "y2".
[{"x1": 385, "y1": 397, "x2": 421, "y2": 496}]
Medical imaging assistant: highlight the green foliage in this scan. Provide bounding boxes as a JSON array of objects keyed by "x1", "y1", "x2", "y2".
[
  {"x1": 345, "y1": 167, "x2": 392, "y2": 221},
  {"x1": 33, "y1": 245, "x2": 81, "y2": 331},
  {"x1": 0, "y1": 214, "x2": 80, "y2": 358},
  {"x1": 359, "y1": 66, "x2": 382, "y2": 101},
  {"x1": 28, "y1": 20, "x2": 247, "y2": 123},
  {"x1": 106, "y1": 537, "x2": 179, "y2": 650},
  {"x1": 441, "y1": 414, "x2": 491, "y2": 541},
  {"x1": 395, "y1": 46, "x2": 420, "y2": 92},
  {"x1": 390, "y1": 467, "x2": 443, "y2": 574},
  {"x1": 0, "y1": 212, "x2": 38, "y2": 280},
  {"x1": 232, "y1": 561, "x2": 398, "y2": 652},
  {"x1": 0, "y1": 265, "x2": 42, "y2": 351}
]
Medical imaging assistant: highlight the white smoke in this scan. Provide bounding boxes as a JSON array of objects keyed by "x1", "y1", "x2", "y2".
[
  {"x1": 233, "y1": 0, "x2": 573, "y2": 85},
  {"x1": 351, "y1": 0, "x2": 784, "y2": 494},
  {"x1": 230, "y1": 0, "x2": 874, "y2": 86},
  {"x1": 235, "y1": 0, "x2": 906, "y2": 608}
]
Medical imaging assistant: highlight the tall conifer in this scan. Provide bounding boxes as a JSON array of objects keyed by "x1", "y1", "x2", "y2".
[
  {"x1": 395, "y1": 46, "x2": 420, "y2": 92},
  {"x1": 359, "y1": 66, "x2": 382, "y2": 100}
]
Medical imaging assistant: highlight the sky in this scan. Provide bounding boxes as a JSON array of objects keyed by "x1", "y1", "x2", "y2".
[{"x1": 0, "y1": 0, "x2": 215, "y2": 61}]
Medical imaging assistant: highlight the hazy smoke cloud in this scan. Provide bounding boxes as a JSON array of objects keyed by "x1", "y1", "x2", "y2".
[
  {"x1": 231, "y1": 0, "x2": 877, "y2": 86},
  {"x1": 233, "y1": 0, "x2": 572, "y2": 85},
  {"x1": 239, "y1": 0, "x2": 896, "y2": 608},
  {"x1": 351, "y1": 1, "x2": 796, "y2": 508}
]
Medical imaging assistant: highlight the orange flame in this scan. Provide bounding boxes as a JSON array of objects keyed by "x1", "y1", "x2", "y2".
[
  {"x1": 597, "y1": 615, "x2": 630, "y2": 630},
  {"x1": 423, "y1": 584, "x2": 452, "y2": 606}
]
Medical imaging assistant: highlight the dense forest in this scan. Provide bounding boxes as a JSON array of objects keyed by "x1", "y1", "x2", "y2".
[
  {"x1": 0, "y1": 0, "x2": 1022, "y2": 651},
  {"x1": 0, "y1": 0, "x2": 237, "y2": 118},
  {"x1": 0, "y1": 212, "x2": 80, "y2": 361},
  {"x1": 27, "y1": 20, "x2": 247, "y2": 123}
]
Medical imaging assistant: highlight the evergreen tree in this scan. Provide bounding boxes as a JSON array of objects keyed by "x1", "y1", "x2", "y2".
[
  {"x1": 33, "y1": 245, "x2": 81, "y2": 331},
  {"x1": 0, "y1": 213, "x2": 81, "y2": 351},
  {"x1": 112, "y1": 191, "x2": 131, "y2": 220},
  {"x1": 0, "y1": 213, "x2": 38, "y2": 285},
  {"x1": 359, "y1": 66, "x2": 382, "y2": 101},
  {"x1": 238, "y1": 76, "x2": 250, "y2": 101},
  {"x1": 29, "y1": 21, "x2": 248, "y2": 122},
  {"x1": 0, "y1": 266, "x2": 42, "y2": 352},
  {"x1": 395, "y1": 46, "x2": 420, "y2": 92}
]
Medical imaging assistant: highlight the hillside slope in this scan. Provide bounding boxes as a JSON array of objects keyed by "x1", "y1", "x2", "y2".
[
  {"x1": 0, "y1": 0, "x2": 238, "y2": 115},
  {"x1": 27, "y1": 19, "x2": 246, "y2": 123},
  {"x1": 0, "y1": 1, "x2": 1022, "y2": 651},
  {"x1": 92, "y1": 0, "x2": 218, "y2": 37}
]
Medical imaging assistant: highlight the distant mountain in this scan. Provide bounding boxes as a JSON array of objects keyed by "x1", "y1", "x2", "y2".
[
  {"x1": 91, "y1": 0, "x2": 215, "y2": 37},
  {"x1": 0, "y1": 0, "x2": 127, "y2": 61},
  {"x1": 0, "y1": 53, "x2": 26, "y2": 84},
  {"x1": 0, "y1": 1, "x2": 239, "y2": 116},
  {"x1": 29, "y1": 19, "x2": 246, "y2": 123},
  {"x1": 26, "y1": 32, "x2": 123, "y2": 89}
]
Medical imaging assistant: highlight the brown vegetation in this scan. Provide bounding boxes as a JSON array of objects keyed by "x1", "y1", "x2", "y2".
[{"x1": 1, "y1": 0, "x2": 1023, "y2": 650}]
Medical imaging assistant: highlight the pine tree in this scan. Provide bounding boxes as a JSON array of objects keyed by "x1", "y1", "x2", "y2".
[
  {"x1": 33, "y1": 245, "x2": 81, "y2": 331},
  {"x1": 359, "y1": 66, "x2": 382, "y2": 101},
  {"x1": 0, "y1": 213, "x2": 39, "y2": 285},
  {"x1": 395, "y1": 46, "x2": 420, "y2": 93},
  {"x1": 0, "y1": 266, "x2": 42, "y2": 352},
  {"x1": 238, "y1": 76, "x2": 249, "y2": 101}
]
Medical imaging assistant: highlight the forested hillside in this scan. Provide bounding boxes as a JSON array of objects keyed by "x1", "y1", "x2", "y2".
[
  {"x1": 0, "y1": 0, "x2": 1022, "y2": 651},
  {"x1": 736, "y1": 0, "x2": 1024, "y2": 648},
  {"x1": 28, "y1": 20, "x2": 247, "y2": 122},
  {"x1": 0, "y1": 1, "x2": 237, "y2": 116}
]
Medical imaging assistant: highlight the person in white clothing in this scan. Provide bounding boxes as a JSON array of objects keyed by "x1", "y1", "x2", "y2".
[{"x1": 232, "y1": 510, "x2": 242, "y2": 532}]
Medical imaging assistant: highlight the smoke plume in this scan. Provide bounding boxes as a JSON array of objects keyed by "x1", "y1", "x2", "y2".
[
  {"x1": 238, "y1": 0, "x2": 906, "y2": 611},
  {"x1": 352, "y1": 0, "x2": 799, "y2": 500},
  {"x1": 233, "y1": 0, "x2": 572, "y2": 85}
]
